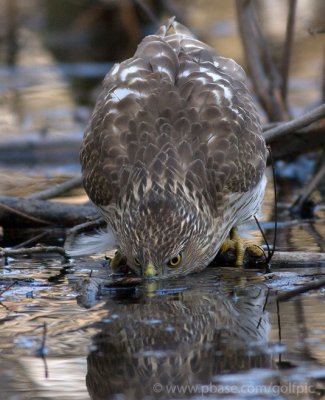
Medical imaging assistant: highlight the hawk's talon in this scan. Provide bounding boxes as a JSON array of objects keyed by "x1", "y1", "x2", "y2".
[
  {"x1": 220, "y1": 228, "x2": 264, "y2": 268},
  {"x1": 246, "y1": 244, "x2": 264, "y2": 259}
]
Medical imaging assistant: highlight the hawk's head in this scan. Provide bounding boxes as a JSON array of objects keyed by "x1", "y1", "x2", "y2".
[{"x1": 117, "y1": 190, "x2": 219, "y2": 278}]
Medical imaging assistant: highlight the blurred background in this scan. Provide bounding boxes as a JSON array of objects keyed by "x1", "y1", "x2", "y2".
[{"x1": 0, "y1": 0, "x2": 323, "y2": 149}]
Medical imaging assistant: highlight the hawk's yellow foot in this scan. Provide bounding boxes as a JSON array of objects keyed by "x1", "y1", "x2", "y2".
[
  {"x1": 220, "y1": 228, "x2": 264, "y2": 267},
  {"x1": 109, "y1": 250, "x2": 128, "y2": 273}
]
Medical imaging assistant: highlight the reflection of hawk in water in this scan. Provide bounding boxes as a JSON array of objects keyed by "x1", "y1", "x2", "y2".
[
  {"x1": 86, "y1": 285, "x2": 270, "y2": 399},
  {"x1": 77, "y1": 19, "x2": 267, "y2": 278}
]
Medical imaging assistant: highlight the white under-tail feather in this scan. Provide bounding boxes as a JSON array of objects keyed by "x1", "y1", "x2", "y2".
[{"x1": 65, "y1": 228, "x2": 116, "y2": 257}]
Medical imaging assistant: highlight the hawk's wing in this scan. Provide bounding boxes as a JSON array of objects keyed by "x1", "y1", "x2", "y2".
[{"x1": 81, "y1": 20, "x2": 267, "y2": 216}]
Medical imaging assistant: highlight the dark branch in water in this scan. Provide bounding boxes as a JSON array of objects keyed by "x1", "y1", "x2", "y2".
[
  {"x1": 277, "y1": 277, "x2": 325, "y2": 301},
  {"x1": 264, "y1": 103, "x2": 325, "y2": 141}
]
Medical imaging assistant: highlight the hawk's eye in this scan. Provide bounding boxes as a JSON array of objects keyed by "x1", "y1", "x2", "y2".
[
  {"x1": 168, "y1": 254, "x2": 182, "y2": 268},
  {"x1": 134, "y1": 257, "x2": 141, "y2": 266}
]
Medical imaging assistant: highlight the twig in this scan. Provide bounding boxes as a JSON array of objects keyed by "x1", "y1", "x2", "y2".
[
  {"x1": 66, "y1": 217, "x2": 104, "y2": 235},
  {"x1": 277, "y1": 277, "x2": 325, "y2": 301},
  {"x1": 264, "y1": 103, "x2": 325, "y2": 141},
  {"x1": 262, "y1": 122, "x2": 278, "y2": 131},
  {"x1": 26, "y1": 175, "x2": 83, "y2": 200},
  {"x1": 281, "y1": 0, "x2": 297, "y2": 102},
  {"x1": 0, "y1": 245, "x2": 67, "y2": 258}
]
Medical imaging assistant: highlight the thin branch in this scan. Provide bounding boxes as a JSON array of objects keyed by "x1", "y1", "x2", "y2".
[
  {"x1": 27, "y1": 176, "x2": 83, "y2": 201},
  {"x1": 0, "y1": 245, "x2": 67, "y2": 258},
  {"x1": 66, "y1": 217, "x2": 104, "y2": 235},
  {"x1": 264, "y1": 103, "x2": 325, "y2": 141},
  {"x1": 281, "y1": 0, "x2": 297, "y2": 102}
]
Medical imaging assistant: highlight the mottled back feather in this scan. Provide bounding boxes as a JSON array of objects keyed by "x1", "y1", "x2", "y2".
[{"x1": 81, "y1": 19, "x2": 266, "y2": 220}]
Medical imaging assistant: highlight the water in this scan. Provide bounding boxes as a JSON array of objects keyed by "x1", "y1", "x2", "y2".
[
  {"x1": 0, "y1": 1, "x2": 324, "y2": 399},
  {"x1": 1, "y1": 258, "x2": 324, "y2": 399}
]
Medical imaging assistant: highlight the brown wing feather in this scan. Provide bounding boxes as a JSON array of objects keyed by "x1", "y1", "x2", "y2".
[{"x1": 81, "y1": 20, "x2": 267, "y2": 216}]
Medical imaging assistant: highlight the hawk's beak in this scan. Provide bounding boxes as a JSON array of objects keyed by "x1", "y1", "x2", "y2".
[{"x1": 144, "y1": 263, "x2": 157, "y2": 279}]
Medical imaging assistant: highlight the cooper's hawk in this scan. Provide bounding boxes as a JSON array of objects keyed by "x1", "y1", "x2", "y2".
[{"x1": 72, "y1": 19, "x2": 267, "y2": 278}]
